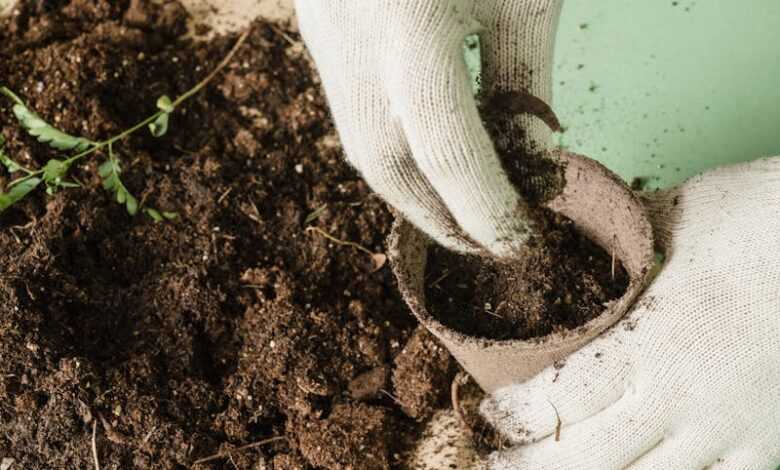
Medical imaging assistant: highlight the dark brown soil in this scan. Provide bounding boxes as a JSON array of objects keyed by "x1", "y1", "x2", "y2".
[
  {"x1": 426, "y1": 208, "x2": 629, "y2": 340},
  {"x1": 0, "y1": 2, "x2": 456, "y2": 469}
]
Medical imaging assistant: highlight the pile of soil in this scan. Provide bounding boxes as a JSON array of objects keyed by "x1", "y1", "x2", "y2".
[
  {"x1": 0, "y1": 2, "x2": 456, "y2": 468},
  {"x1": 426, "y1": 208, "x2": 629, "y2": 340}
]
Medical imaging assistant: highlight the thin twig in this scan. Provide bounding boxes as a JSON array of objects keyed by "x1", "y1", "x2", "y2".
[
  {"x1": 429, "y1": 269, "x2": 452, "y2": 290},
  {"x1": 451, "y1": 372, "x2": 471, "y2": 433},
  {"x1": 305, "y1": 226, "x2": 373, "y2": 256},
  {"x1": 303, "y1": 204, "x2": 328, "y2": 226},
  {"x1": 295, "y1": 380, "x2": 318, "y2": 395},
  {"x1": 547, "y1": 399, "x2": 562, "y2": 442},
  {"x1": 484, "y1": 308, "x2": 504, "y2": 320},
  {"x1": 141, "y1": 425, "x2": 157, "y2": 445},
  {"x1": 305, "y1": 225, "x2": 387, "y2": 273},
  {"x1": 217, "y1": 187, "x2": 233, "y2": 204},
  {"x1": 191, "y1": 436, "x2": 287, "y2": 466},
  {"x1": 306, "y1": 226, "x2": 387, "y2": 272},
  {"x1": 268, "y1": 24, "x2": 301, "y2": 48},
  {"x1": 172, "y1": 29, "x2": 250, "y2": 108},
  {"x1": 379, "y1": 389, "x2": 403, "y2": 406},
  {"x1": 610, "y1": 235, "x2": 617, "y2": 281},
  {"x1": 8, "y1": 227, "x2": 21, "y2": 244},
  {"x1": 91, "y1": 420, "x2": 101, "y2": 470}
]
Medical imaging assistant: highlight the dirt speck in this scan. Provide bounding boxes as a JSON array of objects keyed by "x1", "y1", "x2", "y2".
[{"x1": 392, "y1": 327, "x2": 457, "y2": 421}]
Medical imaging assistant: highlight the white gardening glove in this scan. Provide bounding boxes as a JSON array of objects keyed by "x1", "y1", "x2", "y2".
[
  {"x1": 295, "y1": 0, "x2": 561, "y2": 257},
  {"x1": 480, "y1": 157, "x2": 780, "y2": 470}
]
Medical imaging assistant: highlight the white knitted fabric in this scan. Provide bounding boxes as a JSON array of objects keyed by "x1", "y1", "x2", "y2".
[
  {"x1": 480, "y1": 157, "x2": 780, "y2": 470},
  {"x1": 296, "y1": 0, "x2": 561, "y2": 257}
]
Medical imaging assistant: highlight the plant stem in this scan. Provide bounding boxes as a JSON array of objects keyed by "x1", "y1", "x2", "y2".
[
  {"x1": 7, "y1": 174, "x2": 36, "y2": 188},
  {"x1": 62, "y1": 112, "x2": 163, "y2": 166},
  {"x1": 171, "y1": 29, "x2": 250, "y2": 108},
  {"x1": 305, "y1": 226, "x2": 375, "y2": 256}
]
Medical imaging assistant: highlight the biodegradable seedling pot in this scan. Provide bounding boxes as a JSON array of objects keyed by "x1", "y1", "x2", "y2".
[{"x1": 388, "y1": 150, "x2": 656, "y2": 393}]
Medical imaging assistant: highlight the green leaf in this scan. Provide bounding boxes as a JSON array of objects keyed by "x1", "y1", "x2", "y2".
[
  {"x1": 149, "y1": 95, "x2": 174, "y2": 137},
  {"x1": 100, "y1": 158, "x2": 139, "y2": 216},
  {"x1": 125, "y1": 192, "x2": 139, "y2": 215},
  {"x1": 0, "y1": 177, "x2": 41, "y2": 213},
  {"x1": 98, "y1": 159, "x2": 114, "y2": 179},
  {"x1": 144, "y1": 208, "x2": 178, "y2": 223},
  {"x1": 40, "y1": 159, "x2": 78, "y2": 194},
  {"x1": 148, "y1": 113, "x2": 169, "y2": 137},
  {"x1": 145, "y1": 208, "x2": 163, "y2": 222},
  {"x1": 44, "y1": 180, "x2": 80, "y2": 195},
  {"x1": 156, "y1": 95, "x2": 174, "y2": 113},
  {"x1": 42, "y1": 159, "x2": 70, "y2": 182},
  {"x1": 1, "y1": 87, "x2": 94, "y2": 152},
  {"x1": 0, "y1": 153, "x2": 24, "y2": 173},
  {"x1": 304, "y1": 204, "x2": 328, "y2": 226}
]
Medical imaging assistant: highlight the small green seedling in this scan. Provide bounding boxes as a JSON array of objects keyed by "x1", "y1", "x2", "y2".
[{"x1": 0, "y1": 30, "x2": 249, "y2": 219}]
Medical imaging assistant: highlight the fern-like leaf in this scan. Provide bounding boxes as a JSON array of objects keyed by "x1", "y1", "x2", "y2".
[
  {"x1": 42, "y1": 159, "x2": 70, "y2": 182},
  {"x1": 148, "y1": 95, "x2": 174, "y2": 137},
  {"x1": 148, "y1": 113, "x2": 169, "y2": 137},
  {"x1": 41, "y1": 158, "x2": 81, "y2": 194},
  {"x1": 144, "y1": 208, "x2": 178, "y2": 222},
  {"x1": 99, "y1": 158, "x2": 138, "y2": 216},
  {"x1": 1, "y1": 87, "x2": 94, "y2": 152},
  {"x1": 0, "y1": 177, "x2": 41, "y2": 213},
  {"x1": 156, "y1": 95, "x2": 174, "y2": 113}
]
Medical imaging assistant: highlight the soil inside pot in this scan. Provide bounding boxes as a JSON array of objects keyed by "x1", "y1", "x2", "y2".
[
  {"x1": 0, "y1": 2, "x2": 456, "y2": 469},
  {"x1": 426, "y1": 208, "x2": 630, "y2": 340}
]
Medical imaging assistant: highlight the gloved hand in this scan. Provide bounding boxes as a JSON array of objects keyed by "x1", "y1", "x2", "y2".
[
  {"x1": 295, "y1": 0, "x2": 561, "y2": 257},
  {"x1": 480, "y1": 157, "x2": 780, "y2": 469}
]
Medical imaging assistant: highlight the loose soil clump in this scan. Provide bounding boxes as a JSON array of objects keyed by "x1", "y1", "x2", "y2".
[{"x1": 0, "y1": 2, "x2": 455, "y2": 468}]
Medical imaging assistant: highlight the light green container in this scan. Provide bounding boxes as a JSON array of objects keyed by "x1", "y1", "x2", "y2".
[{"x1": 554, "y1": 0, "x2": 780, "y2": 189}]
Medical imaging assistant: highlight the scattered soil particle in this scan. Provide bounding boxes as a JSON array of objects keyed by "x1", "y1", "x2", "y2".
[
  {"x1": 451, "y1": 374, "x2": 508, "y2": 456},
  {"x1": 426, "y1": 208, "x2": 629, "y2": 340},
  {"x1": 631, "y1": 176, "x2": 650, "y2": 191},
  {"x1": 296, "y1": 403, "x2": 394, "y2": 470},
  {"x1": 348, "y1": 366, "x2": 389, "y2": 401},
  {"x1": 392, "y1": 327, "x2": 457, "y2": 421},
  {"x1": 0, "y1": 2, "x2": 451, "y2": 468}
]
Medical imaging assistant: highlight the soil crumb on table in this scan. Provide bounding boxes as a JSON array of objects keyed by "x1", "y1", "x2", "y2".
[
  {"x1": 392, "y1": 327, "x2": 457, "y2": 421},
  {"x1": 0, "y1": 1, "x2": 453, "y2": 468},
  {"x1": 426, "y1": 209, "x2": 630, "y2": 340}
]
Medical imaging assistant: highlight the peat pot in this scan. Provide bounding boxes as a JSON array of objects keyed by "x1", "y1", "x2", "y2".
[{"x1": 388, "y1": 150, "x2": 656, "y2": 393}]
